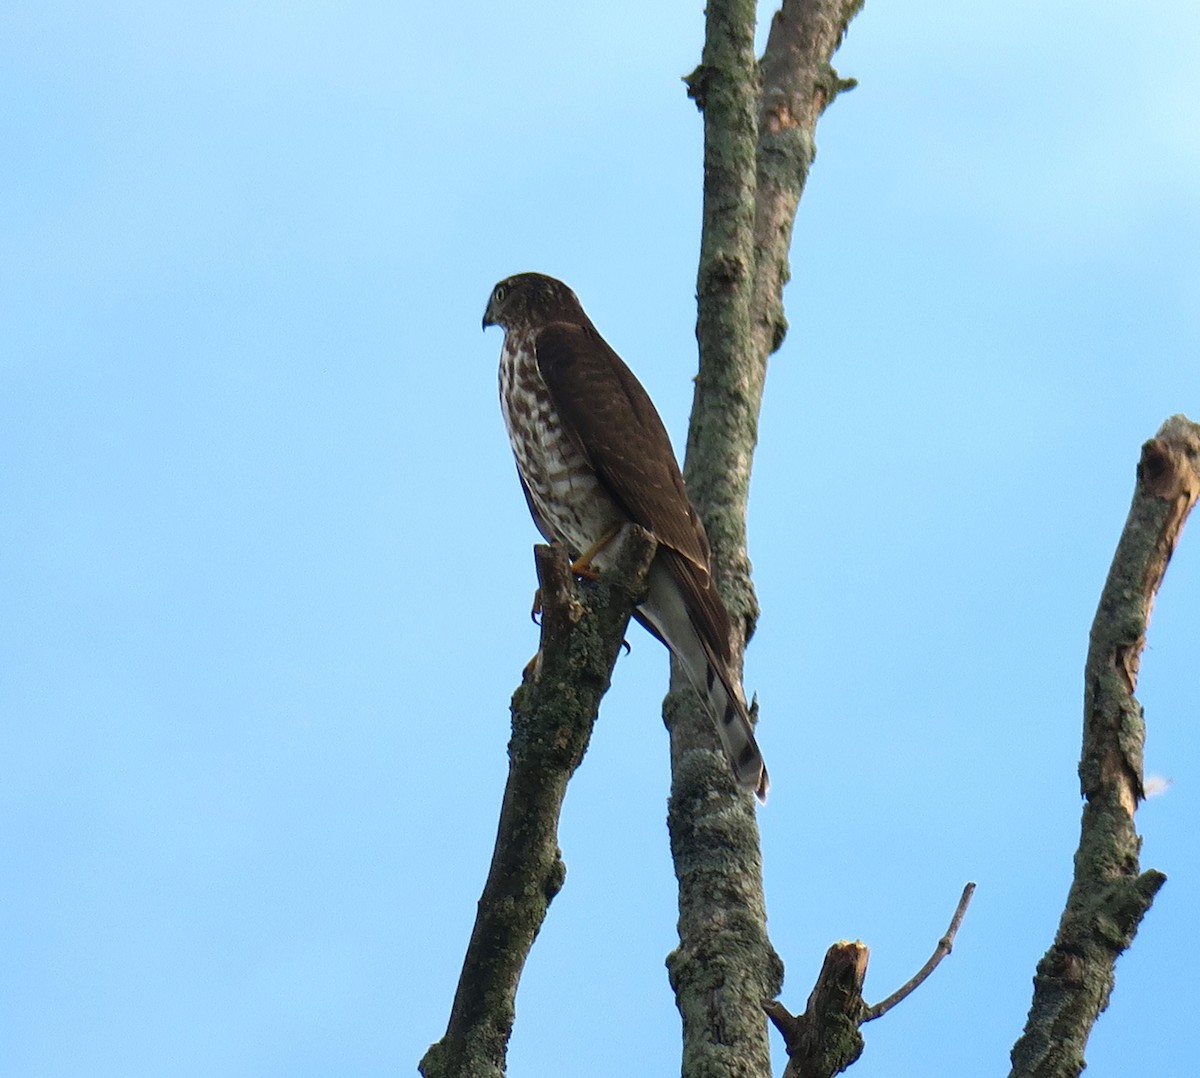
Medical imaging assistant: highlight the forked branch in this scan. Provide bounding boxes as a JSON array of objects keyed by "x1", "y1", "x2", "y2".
[
  {"x1": 671, "y1": 4, "x2": 865, "y2": 1076},
  {"x1": 765, "y1": 883, "x2": 976, "y2": 1078}
]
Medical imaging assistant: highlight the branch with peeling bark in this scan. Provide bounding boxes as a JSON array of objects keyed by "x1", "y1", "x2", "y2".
[
  {"x1": 1009, "y1": 415, "x2": 1200, "y2": 1078},
  {"x1": 764, "y1": 883, "x2": 976, "y2": 1078},
  {"x1": 753, "y1": 0, "x2": 863, "y2": 361},
  {"x1": 420, "y1": 527, "x2": 657, "y2": 1078}
]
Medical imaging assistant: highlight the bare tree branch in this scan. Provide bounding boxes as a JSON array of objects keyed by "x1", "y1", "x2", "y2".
[
  {"x1": 753, "y1": 0, "x2": 863, "y2": 363},
  {"x1": 420, "y1": 528, "x2": 657, "y2": 1078},
  {"x1": 766, "y1": 943, "x2": 868, "y2": 1078},
  {"x1": 670, "y1": 3, "x2": 864, "y2": 1076},
  {"x1": 1009, "y1": 414, "x2": 1200, "y2": 1078},
  {"x1": 765, "y1": 883, "x2": 975, "y2": 1078},
  {"x1": 865, "y1": 882, "x2": 976, "y2": 1021}
]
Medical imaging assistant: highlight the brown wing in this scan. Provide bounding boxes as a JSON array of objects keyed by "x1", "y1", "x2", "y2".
[{"x1": 533, "y1": 320, "x2": 713, "y2": 579}]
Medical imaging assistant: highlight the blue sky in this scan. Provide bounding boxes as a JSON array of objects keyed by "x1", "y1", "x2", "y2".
[{"x1": 3, "y1": 2, "x2": 1198, "y2": 1076}]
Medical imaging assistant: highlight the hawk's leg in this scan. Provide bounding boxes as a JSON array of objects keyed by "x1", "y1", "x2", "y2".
[
  {"x1": 569, "y1": 526, "x2": 622, "y2": 580},
  {"x1": 529, "y1": 532, "x2": 598, "y2": 619}
]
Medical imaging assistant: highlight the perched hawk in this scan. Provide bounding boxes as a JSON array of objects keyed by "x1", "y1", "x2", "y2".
[{"x1": 482, "y1": 272, "x2": 768, "y2": 801}]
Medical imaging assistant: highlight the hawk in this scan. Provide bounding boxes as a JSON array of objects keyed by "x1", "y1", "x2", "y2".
[{"x1": 482, "y1": 272, "x2": 768, "y2": 801}]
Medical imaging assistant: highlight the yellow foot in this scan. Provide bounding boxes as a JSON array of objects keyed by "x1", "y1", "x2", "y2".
[
  {"x1": 569, "y1": 558, "x2": 601, "y2": 581},
  {"x1": 569, "y1": 526, "x2": 622, "y2": 580}
]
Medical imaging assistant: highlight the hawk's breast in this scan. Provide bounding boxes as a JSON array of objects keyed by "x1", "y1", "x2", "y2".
[{"x1": 499, "y1": 330, "x2": 626, "y2": 559}]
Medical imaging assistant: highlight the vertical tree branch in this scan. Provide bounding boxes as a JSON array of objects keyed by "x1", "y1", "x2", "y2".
[
  {"x1": 683, "y1": 0, "x2": 762, "y2": 616},
  {"x1": 421, "y1": 529, "x2": 656, "y2": 1078},
  {"x1": 752, "y1": 0, "x2": 862, "y2": 364},
  {"x1": 669, "y1": 3, "x2": 863, "y2": 1077},
  {"x1": 1009, "y1": 415, "x2": 1200, "y2": 1078},
  {"x1": 673, "y1": 7, "x2": 777, "y2": 1078}
]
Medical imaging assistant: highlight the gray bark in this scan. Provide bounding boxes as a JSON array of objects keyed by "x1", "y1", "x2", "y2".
[
  {"x1": 671, "y1": 3, "x2": 864, "y2": 1076},
  {"x1": 1009, "y1": 416, "x2": 1200, "y2": 1077},
  {"x1": 420, "y1": 531, "x2": 657, "y2": 1078}
]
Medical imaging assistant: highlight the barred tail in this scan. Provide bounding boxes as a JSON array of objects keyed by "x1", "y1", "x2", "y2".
[{"x1": 638, "y1": 556, "x2": 769, "y2": 801}]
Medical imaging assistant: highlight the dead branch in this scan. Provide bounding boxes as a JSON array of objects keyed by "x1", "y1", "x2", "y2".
[
  {"x1": 1009, "y1": 415, "x2": 1200, "y2": 1078},
  {"x1": 420, "y1": 527, "x2": 657, "y2": 1078},
  {"x1": 766, "y1": 883, "x2": 975, "y2": 1078},
  {"x1": 671, "y1": 4, "x2": 865, "y2": 1074},
  {"x1": 865, "y1": 882, "x2": 976, "y2": 1020}
]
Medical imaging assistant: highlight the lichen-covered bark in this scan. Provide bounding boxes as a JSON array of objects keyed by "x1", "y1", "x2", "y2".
[
  {"x1": 426, "y1": 4, "x2": 867, "y2": 1073},
  {"x1": 765, "y1": 943, "x2": 868, "y2": 1078},
  {"x1": 670, "y1": 3, "x2": 863, "y2": 1076},
  {"x1": 666, "y1": 691, "x2": 783, "y2": 1078},
  {"x1": 421, "y1": 530, "x2": 656, "y2": 1078},
  {"x1": 1009, "y1": 416, "x2": 1200, "y2": 1077},
  {"x1": 684, "y1": 0, "x2": 762, "y2": 630},
  {"x1": 752, "y1": 0, "x2": 862, "y2": 365}
]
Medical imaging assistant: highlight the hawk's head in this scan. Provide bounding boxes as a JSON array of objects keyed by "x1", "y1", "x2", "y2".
[{"x1": 482, "y1": 273, "x2": 585, "y2": 332}]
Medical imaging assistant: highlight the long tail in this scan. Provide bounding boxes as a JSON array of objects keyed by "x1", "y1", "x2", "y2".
[{"x1": 636, "y1": 553, "x2": 769, "y2": 801}]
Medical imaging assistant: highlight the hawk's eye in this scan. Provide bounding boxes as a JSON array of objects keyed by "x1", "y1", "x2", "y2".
[{"x1": 494, "y1": 285, "x2": 508, "y2": 304}]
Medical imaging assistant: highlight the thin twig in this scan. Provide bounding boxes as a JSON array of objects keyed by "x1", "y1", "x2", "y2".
[{"x1": 865, "y1": 882, "x2": 976, "y2": 1021}]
